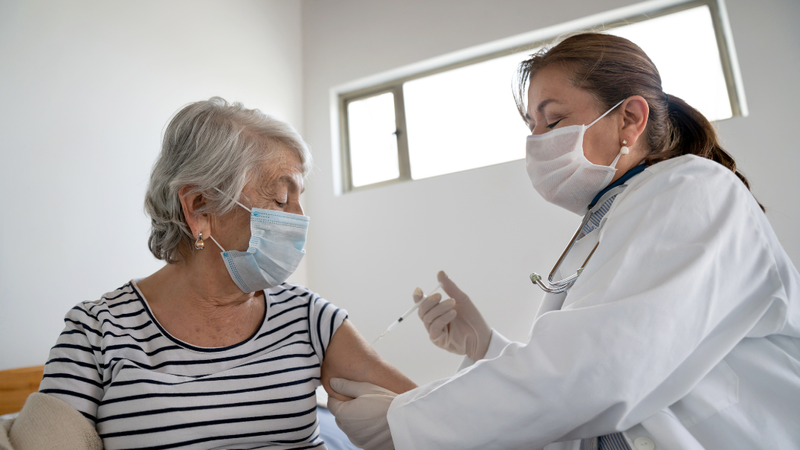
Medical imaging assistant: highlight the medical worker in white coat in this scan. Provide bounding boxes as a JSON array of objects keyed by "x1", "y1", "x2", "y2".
[{"x1": 327, "y1": 33, "x2": 800, "y2": 450}]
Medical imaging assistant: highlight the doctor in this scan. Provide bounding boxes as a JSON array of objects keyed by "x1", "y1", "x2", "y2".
[{"x1": 328, "y1": 33, "x2": 800, "y2": 449}]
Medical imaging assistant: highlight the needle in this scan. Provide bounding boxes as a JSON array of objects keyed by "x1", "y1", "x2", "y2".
[{"x1": 371, "y1": 283, "x2": 443, "y2": 345}]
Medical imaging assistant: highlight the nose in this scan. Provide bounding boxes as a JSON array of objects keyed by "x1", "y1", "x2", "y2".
[
  {"x1": 530, "y1": 123, "x2": 550, "y2": 136},
  {"x1": 289, "y1": 201, "x2": 304, "y2": 216}
]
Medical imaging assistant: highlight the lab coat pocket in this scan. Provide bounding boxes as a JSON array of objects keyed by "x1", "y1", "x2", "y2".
[{"x1": 670, "y1": 360, "x2": 739, "y2": 428}]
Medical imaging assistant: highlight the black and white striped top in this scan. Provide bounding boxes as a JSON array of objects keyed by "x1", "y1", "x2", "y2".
[{"x1": 39, "y1": 281, "x2": 347, "y2": 450}]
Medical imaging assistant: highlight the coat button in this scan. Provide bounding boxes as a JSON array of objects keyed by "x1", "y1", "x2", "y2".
[{"x1": 633, "y1": 437, "x2": 655, "y2": 450}]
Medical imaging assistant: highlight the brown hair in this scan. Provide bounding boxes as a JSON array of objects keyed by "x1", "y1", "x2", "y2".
[{"x1": 514, "y1": 32, "x2": 762, "y2": 210}]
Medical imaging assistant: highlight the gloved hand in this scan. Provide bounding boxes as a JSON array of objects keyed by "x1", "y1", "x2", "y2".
[
  {"x1": 415, "y1": 270, "x2": 492, "y2": 361},
  {"x1": 327, "y1": 378, "x2": 397, "y2": 450}
]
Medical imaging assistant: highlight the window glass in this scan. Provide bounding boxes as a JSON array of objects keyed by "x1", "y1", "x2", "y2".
[
  {"x1": 608, "y1": 5, "x2": 732, "y2": 121},
  {"x1": 339, "y1": 1, "x2": 743, "y2": 191},
  {"x1": 347, "y1": 92, "x2": 400, "y2": 187},
  {"x1": 403, "y1": 51, "x2": 532, "y2": 180}
]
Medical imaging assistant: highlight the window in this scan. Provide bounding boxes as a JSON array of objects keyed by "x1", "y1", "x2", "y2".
[
  {"x1": 402, "y1": 51, "x2": 531, "y2": 181},
  {"x1": 335, "y1": 0, "x2": 746, "y2": 192},
  {"x1": 346, "y1": 92, "x2": 401, "y2": 187}
]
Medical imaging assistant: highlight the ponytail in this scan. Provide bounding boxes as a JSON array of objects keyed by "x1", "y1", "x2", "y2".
[{"x1": 646, "y1": 94, "x2": 763, "y2": 211}]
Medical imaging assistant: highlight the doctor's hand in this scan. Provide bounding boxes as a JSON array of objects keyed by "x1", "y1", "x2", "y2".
[
  {"x1": 327, "y1": 378, "x2": 396, "y2": 450},
  {"x1": 415, "y1": 270, "x2": 492, "y2": 361}
]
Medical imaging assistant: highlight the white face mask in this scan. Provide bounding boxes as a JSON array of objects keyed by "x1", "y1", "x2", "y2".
[{"x1": 525, "y1": 99, "x2": 625, "y2": 215}]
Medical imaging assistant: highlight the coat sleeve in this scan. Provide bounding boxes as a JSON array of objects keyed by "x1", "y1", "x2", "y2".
[{"x1": 386, "y1": 157, "x2": 794, "y2": 449}]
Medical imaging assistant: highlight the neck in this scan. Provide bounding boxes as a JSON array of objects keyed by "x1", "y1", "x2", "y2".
[
  {"x1": 589, "y1": 163, "x2": 648, "y2": 208},
  {"x1": 168, "y1": 255, "x2": 253, "y2": 300},
  {"x1": 136, "y1": 251, "x2": 265, "y2": 347}
]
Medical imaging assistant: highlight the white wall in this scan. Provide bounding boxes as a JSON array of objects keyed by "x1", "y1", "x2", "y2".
[
  {"x1": 2, "y1": 0, "x2": 797, "y2": 382},
  {"x1": 0, "y1": 0, "x2": 304, "y2": 370},
  {"x1": 300, "y1": 0, "x2": 800, "y2": 385}
]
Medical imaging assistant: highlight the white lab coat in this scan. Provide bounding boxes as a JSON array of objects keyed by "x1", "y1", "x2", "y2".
[{"x1": 387, "y1": 155, "x2": 800, "y2": 449}]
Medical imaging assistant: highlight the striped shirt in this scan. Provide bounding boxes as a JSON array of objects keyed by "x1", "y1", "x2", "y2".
[
  {"x1": 578, "y1": 164, "x2": 648, "y2": 240},
  {"x1": 580, "y1": 433, "x2": 633, "y2": 450},
  {"x1": 39, "y1": 281, "x2": 347, "y2": 450},
  {"x1": 579, "y1": 192, "x2": 617, "y2": 238}
]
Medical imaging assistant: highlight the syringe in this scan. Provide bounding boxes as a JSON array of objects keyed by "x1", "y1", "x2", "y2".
[{"x1": 371, "y1": 283, "x2": 443, "y2": 345}]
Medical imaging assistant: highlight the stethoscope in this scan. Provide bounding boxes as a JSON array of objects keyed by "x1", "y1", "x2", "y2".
[
  {"x1": 529, "y1": 210, "x2": 599, "y2": 294},
  {"x1": 528, "y1": 182, "x2": 632, "y2": 294},
  {"x1": 530, "y1": 165, "x2": 647, "y2": 294}
]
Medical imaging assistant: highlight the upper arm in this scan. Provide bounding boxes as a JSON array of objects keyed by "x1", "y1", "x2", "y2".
[
  {"x1": 321, "y1": 319, "x2": 417, "y2": 401},
  {"x1": 305, "y1": 291, "x2": 416, "y2": 400},
  {"x1": 39, "y1": 304, "x2": 104, "y2": 423}
]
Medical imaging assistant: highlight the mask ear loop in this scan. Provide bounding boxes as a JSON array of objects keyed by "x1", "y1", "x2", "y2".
[
  {"x1": 207, "y1": 187, "x2": 253, "y2": 252},
  {"x1": 587, "y1": 99, "x2": 626, "y2": 128},
  {"x1": 609, "y1": 149, "x2": 624, "y2": 169},
  {"x1": 608, "y1": 139, "x2": 630, "y2": 169},
  {"x1": 213, "y1": 187, "x2": 252, "y2": 213},
  {"x1": 208, "y1": 234, "x2": 226, "y2": 252},
  {"x1": 587, "y1": 99, "x2": 627, "y2": 169}
]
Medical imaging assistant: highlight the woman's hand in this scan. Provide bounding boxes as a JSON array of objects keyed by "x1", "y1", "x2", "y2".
[
  {"x1": 415, "y1": 271, "x2": 492, "y2": 361},
  {"x1": 327, "y1": 378, "x2": 396, "y2": 450}
]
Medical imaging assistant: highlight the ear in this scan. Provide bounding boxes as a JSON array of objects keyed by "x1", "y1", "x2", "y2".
[
  {"x1": 619, "y1": 95, "x2": 649, "y2": 149},
  {"x1": 178, "y1": 185, "x2": 211, "y2": 240}
]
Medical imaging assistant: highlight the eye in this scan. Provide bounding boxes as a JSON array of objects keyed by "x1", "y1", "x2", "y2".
[
  {"x1": 275, "y1": 200, "x2": 287, "y2": 208},
  {"x1": 546, "y1": 119, "x2": 563, "y2": 129}
]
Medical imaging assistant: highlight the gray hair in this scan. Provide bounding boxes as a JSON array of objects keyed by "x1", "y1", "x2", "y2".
[{"x1": 145, "y1": 97, "x2": 312, "y2": 263}]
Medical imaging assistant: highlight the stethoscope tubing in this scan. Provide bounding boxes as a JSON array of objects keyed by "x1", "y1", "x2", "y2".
[{"x1": 530, "y1": 210, "x2": 599, "y2": 294}]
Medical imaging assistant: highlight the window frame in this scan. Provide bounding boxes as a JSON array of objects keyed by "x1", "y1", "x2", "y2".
[{"x1": 334, "y1": 0, "x2": 746, "y2": 194}]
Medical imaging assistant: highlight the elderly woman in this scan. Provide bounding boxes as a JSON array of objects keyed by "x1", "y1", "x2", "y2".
[{"x1": 37, "y1": 97, "x2": 415, "y2": 449}]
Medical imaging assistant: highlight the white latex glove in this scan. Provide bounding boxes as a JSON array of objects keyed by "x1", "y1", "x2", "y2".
[
  {"x1": 415, "y1": 270, "x2": 492, "y2": 361},
  {"x1": 326, "y1": 378, "x2": 397, "y2": 450}
]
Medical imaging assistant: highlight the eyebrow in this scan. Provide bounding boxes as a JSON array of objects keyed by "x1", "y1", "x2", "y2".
[
  {"x1": 525, "y1": 98, "x2": 560, "y2": 125},
  {"x1": 536, "y1": 98, "x2": 559, "y2": 113},
  {"x1": 279, "y1": 175, "x2": 303, "y2": 193}
]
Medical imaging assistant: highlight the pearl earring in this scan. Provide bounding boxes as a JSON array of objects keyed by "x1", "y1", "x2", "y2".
[
  {"x1": 195, "y1": 232, "x2": 205, "y2": 250},
  {"x1": 620, "y1": 139, "x2": 630, "y2": 155}
]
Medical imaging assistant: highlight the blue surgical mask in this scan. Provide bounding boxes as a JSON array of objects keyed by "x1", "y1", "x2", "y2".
[{"x1": 208, "y1": 192, "x2": 309, "y2": 293}]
